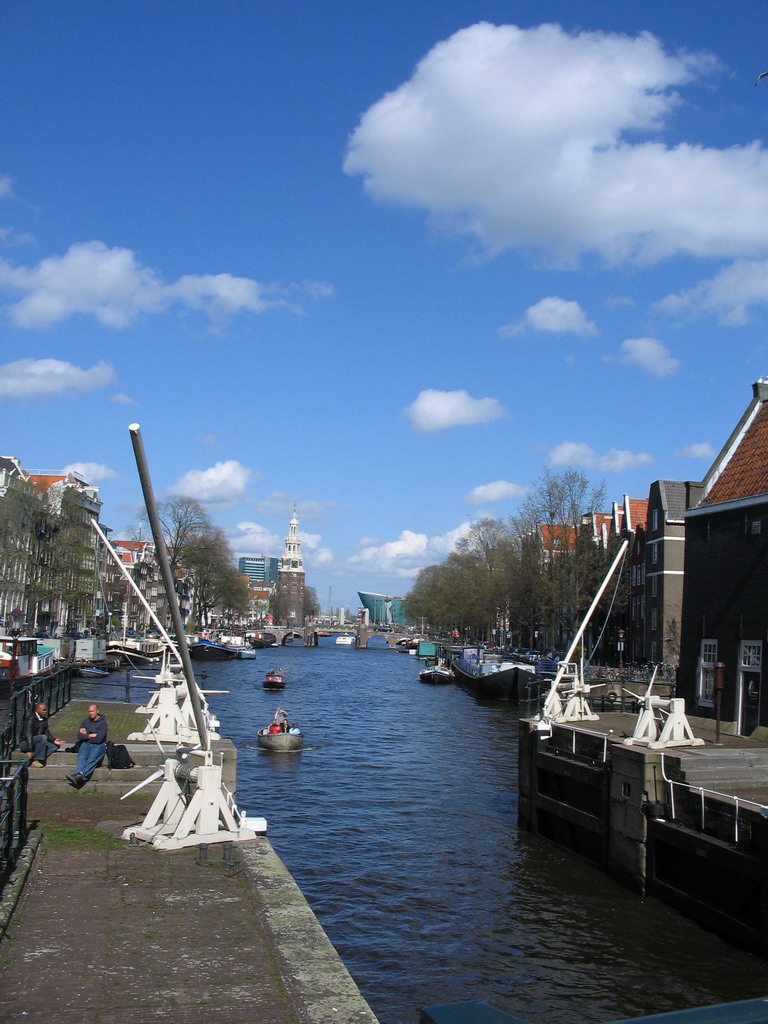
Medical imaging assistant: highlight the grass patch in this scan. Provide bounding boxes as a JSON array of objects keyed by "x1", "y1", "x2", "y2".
[{"x1": 43, "y1": 825, "x2": 123, "y2": 851}]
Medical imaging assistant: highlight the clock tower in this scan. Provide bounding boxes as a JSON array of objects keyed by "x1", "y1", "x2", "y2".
[{"x1": 276, "y1": 506, "x2": 305, "y2": 626}]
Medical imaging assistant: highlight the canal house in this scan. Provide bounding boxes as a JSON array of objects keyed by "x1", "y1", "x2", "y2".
[{"x1": 679, "y1": 378, "x2": 768, "y2": 737}]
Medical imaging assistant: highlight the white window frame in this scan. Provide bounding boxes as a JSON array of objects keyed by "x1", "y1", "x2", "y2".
[{"x1": 698, "y1": 639, "x2": 717, "y2": 704}]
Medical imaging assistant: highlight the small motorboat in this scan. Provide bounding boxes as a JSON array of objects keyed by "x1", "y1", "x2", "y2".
[
  {"x1": 238, "y1": 647, "x2": 257, "y2": 659},
  {"x1": 77, "y1": 665, "x2": 111, "y2": 678},
  {"x1": 257, "y1": 729, "x2": 303, "y2": 752},
  {"x1": 257, "y1": 708, "x2": 302, "y2": 751},
  {"x1": 419, "y1": 664, "x2": 452, "y2": 685},
  {"x1": 263, "y1": 669, "x2": 285, "y2": 690},
  {"x1": 335, "y1": 633, "x2": 355, "y2": 646}
]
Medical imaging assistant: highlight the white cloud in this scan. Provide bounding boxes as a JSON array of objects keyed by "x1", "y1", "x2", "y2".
[
  {"x1": 60, "y1": 462, "x2": 118, "y2": 483},
  {"x1": 251, "y1": 492, "x2": 334, "y2": 519},
  {"x1": 110, "y1": 392, "x2": 135, "y2": 405},
  {"x1": 343, "y1": 23, "x2": 768, "y2": 268},
  {"x1": 405, "y1": 388, "x2": 505, "y2": 432},
  {"x1": 620, "y1": 337, "x2": 680, "y2": 376},
  {"x1": 465, "y1": 480, "x2": 526, "y2": 505},
  {"x1": 656, "y1": 259, "x2": 768, "y2": 326},
  {"x1": 299, "y1": 531, "x2": 323, "y2": 551},
  {"x1": 227, "y1": 521, "x2": 281, "y2": 554},
  {"x1": 677, "y1": 442, "x2": 716, "y2": 460},
  {"x1": 549, "y1": 441, "x2": 653, "y2": 472},
  {"x1": 0, "y1": 358, "x2": 115, "y2": 398},
  {"x1": 0, "y1": 177, "x2": 11, "y2": 198},
  {"x1": 501, "y1": 297, "x2": 597, "y2": 336},
  {"x1": 348, "y1": 522, "x2": 471, "y2": 578},
  {"x1": 168, "y1": 460, "x2": 251, "y2": 504},
  {"x1": 0, "y1": 241, "x2": 331, "y2": 328}
]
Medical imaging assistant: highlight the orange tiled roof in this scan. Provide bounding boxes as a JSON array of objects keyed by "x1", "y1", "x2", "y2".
[
  {"x1": 702, "y1": 401, "x2": 768, "y2": 506},
  {"x1": 627, "y1": 499, "x2": 648, "y2": 530},
  {"x1": 540, "y1": 523, "x2": 577, "y2": 549},
  {"x1": 28, "y1": 473, "x2": 66, "y2": 494}
]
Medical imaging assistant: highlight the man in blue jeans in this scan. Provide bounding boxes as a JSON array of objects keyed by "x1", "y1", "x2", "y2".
[{"x1": 66, "y1": 704, "x2": 108, "y2": 789}]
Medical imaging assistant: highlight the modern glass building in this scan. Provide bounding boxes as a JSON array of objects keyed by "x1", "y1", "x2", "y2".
[
  {"x1": 357, "y1": 591, "x2": 410, "y2": 626},
  {"x1": 238, "y1": 555, "x2": 280, "y2": 585}
]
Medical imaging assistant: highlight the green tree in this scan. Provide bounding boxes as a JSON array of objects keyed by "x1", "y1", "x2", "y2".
[
  {"x1": 303, "y1": 584, "x2": 320, "y2": 621},
  {"x1": 0, "y1": 476, "x2": 36, "y2": 608},
  {"x1": 510, "y1": 468, "x2": 607, "y2": 651},
  {"x1": 183, "y1": 526, "x2": 242, "y2": 627}
]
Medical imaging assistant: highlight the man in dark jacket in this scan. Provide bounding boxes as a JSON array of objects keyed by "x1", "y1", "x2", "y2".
[
  {"x1": 23, "y1": 702, "x2": 64, "y2": 766},
  {"x1": 66, "y1": 704, "x2": 108, "y2": 789}
]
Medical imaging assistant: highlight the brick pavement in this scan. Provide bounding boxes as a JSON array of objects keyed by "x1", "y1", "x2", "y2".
[{"x1": 0, "y1": 712, "x2": 379, "y2": 1024}]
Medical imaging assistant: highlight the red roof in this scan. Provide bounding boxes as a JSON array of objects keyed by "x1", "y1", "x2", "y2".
[
  {"x1": 702, "y1": 401, "x2": 768, "y2": 506},
  {"x1": 626, "y1": 499, "x2": 648, "y2": 531},
  {"x1": 28, "y1": 473, "x2": 66, "y2": 494}
]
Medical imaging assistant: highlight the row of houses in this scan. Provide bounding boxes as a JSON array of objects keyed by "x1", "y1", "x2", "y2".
[
  {"x1": 580, "y1": 378, "x2": 768, "y2": 738},
  {"x1": 0, "y1": 456, "x2": 193, "y2": 636},
  {"x1": 0, "y1": 456, "x2": 303, "y2": 636}
]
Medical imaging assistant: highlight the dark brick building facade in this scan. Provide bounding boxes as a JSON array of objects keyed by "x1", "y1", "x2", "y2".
[{"x1": 679, "y1": 380, "x2": 768, "y2": 735}]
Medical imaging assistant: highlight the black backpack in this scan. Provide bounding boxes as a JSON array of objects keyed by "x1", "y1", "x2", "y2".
[{"x1": 106, "y1": 741, "x2": 135, "y2": 769}]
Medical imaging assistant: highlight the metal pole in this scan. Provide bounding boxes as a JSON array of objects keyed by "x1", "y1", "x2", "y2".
[
  {"x1": 714, "y1": 661, "x2": 725, "y2": 745},
  {"x1": 90, "y1": 518, "x2": 181, "y2": 663},
  {"x1": 128, "y1": 423, "x2": 209, "y2": 750},
  {"x1": 549, "y1": 538, "x2": 629, "y2": 691}
]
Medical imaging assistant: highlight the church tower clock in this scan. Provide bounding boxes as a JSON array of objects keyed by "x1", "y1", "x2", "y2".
[{"x1": 276, "y1": 506, "x2": 305, "y2": 626}]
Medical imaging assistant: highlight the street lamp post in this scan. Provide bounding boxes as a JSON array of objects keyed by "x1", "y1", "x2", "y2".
[
  {"x1": 617, "y1": 628, "x2": 625, "y2": 672},
  {"x1": 8, "y1": 628, "x2": 21, "y2": 700}
]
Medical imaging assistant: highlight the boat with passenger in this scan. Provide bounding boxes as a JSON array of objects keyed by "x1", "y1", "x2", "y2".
[
  {"x1": 335, "y1": 633, "x2": 355, "y2": 646},
  {"x1": 257, "y1": 708, "x2": 302, "y2": 751},
  {"x1": 263, "y1": 668, "x2": 285, "y2": 690}
]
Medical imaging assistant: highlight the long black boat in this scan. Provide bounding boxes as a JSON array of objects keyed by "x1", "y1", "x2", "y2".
[
  {"x1": 449, "y1": 648, "x2": 536, "y2": 701},
  {"x1": 188, "y1": 638, "x2": 238, "y2": 661}
]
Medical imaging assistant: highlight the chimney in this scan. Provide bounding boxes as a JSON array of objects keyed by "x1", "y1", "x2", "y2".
[{"x1": 753, "y1": 377, "x2": 768, "y2": 401}]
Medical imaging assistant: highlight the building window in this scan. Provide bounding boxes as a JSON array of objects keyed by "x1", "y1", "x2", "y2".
[
  {"x1": 751, "y1": 520, "x2": 762, "y2": 536},
  {"x1": 652, "y1": 509, "x2": 659, "y2": 531},
  {"x1": 650, "y1": 641, "x2": 657, "y2": 662},
  {"x1": 651, "y1": 576, "x2": 658, "y2": 598},
  {"x1": 742, "y1": 642, "x2": 762, "y2": 669},
  {"x1": 650, "y1": 608, "x2": 657, "y2": 631},
  {"x1": 651, "y1": 544, "x2": 658, "y2": 565},
  {"x1": 699, "y1": 639, "x2": 717, "y2": 704}
]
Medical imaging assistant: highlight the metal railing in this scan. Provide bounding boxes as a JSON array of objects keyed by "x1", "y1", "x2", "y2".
[
  {"x1": 660, "y1": 753, "x2": 768, "y2": 848},
  {"x1": 2, "y1": 666, "x2": 75, "y2": 761},
  {"x1": 522, "y1": 672, "x2": 675, "y2": 719},
  {"x1": 0, "y1": 759, "x2": 28, "y2": 880}
]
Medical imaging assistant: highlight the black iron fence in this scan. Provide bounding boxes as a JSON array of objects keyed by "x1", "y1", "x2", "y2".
[
  {"x1": 2, "y1": 666, "x2": 75, "y2": 762},
  {"x1": 0, "y1": 759, "x2": 29, "y2": 883}
]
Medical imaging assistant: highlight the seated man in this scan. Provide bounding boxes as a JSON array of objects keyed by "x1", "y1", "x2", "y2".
[
  {"x1": 66, "y1": 703, "x2": 108, "y2": 790},
  {"x1": 23, "y1": 702, "x2": 65, "y2": 766}
]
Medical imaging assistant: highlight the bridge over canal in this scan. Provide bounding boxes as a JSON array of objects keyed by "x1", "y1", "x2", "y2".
[{"x1": 253, "y1": 626, "x2": 410, "y2": 649}]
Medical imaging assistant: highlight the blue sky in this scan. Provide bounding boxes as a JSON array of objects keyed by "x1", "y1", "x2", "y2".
[{"x1": 3, "y1": 1, "x2": 768, "y2": 613}]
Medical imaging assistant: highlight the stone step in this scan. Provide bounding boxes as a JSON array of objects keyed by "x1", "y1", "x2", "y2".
[
  {"x1": 677, "y1": 750, "x2": 768, "y2": 770},
  {"x1": 24, "y1": 744, "x2": 165, "y2": 768},
  {"x1": 678, "y1": 769, "x2": 768, "y2": 791},
  {"x1": 674, "y1": 751, "x2": 768, "y2": 801},
  {"x1": 26, "y1": 760, "x2": 166, "y2": 796}
]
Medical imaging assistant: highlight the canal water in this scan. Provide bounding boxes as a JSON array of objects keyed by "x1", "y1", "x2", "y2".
[{"x1": 96, "y1": 640, "x2": 768, "y2": 1024}]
